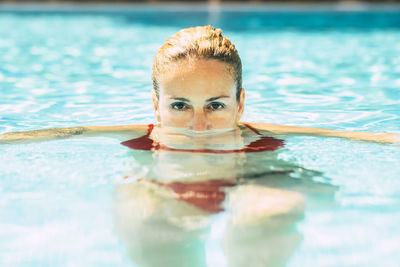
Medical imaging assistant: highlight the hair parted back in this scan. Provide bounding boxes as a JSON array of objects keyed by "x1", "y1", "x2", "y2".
[{"x1": 152, "y1": 25, "x2": 242, "y2": 101}]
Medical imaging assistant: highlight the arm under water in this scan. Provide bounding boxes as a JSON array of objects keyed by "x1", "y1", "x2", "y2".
[
  {"x1": 0, "y1": 125, "x2": 148, "y2": 144},
  {"x1": 244, "y1": 122, "x2": 400, "y2": 144}
]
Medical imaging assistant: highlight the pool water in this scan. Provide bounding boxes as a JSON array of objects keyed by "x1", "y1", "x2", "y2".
[{"x1": 1, "y1": 4, "x2": 400, "y2": 266}]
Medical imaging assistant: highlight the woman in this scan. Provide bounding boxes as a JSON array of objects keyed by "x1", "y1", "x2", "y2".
[{"x1": 1, "y1": 25, "x2": 399, "y2": 145}]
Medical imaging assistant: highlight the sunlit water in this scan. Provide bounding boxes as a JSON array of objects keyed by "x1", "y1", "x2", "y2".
[{"x1": 1, "y1": 5, "x2": 400, "y2": 267}]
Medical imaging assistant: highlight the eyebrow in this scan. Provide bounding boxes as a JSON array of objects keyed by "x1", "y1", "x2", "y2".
[
  {"x1": 169, "y1": 97, "x2": 190, "y2": 102},
  {"x1": 168, "y1": 96, "x2": 230, "y2": 102},
  {"x1": 206, "y1": 96, "x2": 230, "y2": 102}
]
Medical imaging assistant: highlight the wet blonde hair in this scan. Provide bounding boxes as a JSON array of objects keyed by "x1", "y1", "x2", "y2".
[{"x1": 152, "y1": 25, "x2": 242, "y2": 101}]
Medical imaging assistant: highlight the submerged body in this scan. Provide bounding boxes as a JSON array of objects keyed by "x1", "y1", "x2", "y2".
[{"x1": 113, "y1": 122, "x2": 334, "y2": 267}]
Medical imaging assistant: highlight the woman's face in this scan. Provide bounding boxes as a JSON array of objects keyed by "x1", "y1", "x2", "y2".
[{"x1": 153, "y1": 58, "x2": 245, "y2": 132}]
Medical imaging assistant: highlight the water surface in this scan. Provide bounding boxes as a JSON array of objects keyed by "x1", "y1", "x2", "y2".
[{"x1": 1, "y1": 5, "x2": 400, "y2": 266}]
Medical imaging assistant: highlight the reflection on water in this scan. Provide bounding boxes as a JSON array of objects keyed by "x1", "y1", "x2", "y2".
[{"x1": 113, "y1": 126, "x2": 337, "y2": 266}]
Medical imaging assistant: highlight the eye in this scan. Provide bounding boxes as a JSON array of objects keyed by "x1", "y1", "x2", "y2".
[
  {"x1": 208, "y1": 102, "x2": 226, "y2": 111},
  {"x1": 170, "y1": 102, "x2": 188, "y2": 111}
]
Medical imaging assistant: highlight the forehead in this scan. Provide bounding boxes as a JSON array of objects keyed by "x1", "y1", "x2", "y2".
[{"x1": 158, "y1": 58, "x2": 236, "y2": 98}]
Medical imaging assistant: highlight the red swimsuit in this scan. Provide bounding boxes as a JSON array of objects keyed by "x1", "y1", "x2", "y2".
[
  {"x1": 120, "y1": 123, "x2": 284, "y2": 153},
  {"x1": 121, "y1": 124, "x2": 285, "y2": 214}
]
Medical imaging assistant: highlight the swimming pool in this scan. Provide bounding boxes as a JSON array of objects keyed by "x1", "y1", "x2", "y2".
[{"x1": 1, "y1": 3, "x2": 400, "y2": 266}]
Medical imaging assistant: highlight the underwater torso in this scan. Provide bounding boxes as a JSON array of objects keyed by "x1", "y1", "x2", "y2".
[
  {"x1": 120, "y1": 124, "x2": 332, "y2": 214},
  {"x1": 120, "y1": 124, "x2": 288, "y2": 214}
]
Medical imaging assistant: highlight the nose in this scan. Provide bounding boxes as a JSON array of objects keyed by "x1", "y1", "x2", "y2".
[{"x1": 189, "y1": 109, "x2": 211, "y2": 131}]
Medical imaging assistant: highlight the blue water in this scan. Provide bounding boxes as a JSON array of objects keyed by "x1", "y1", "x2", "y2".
[{"x1": 1, "y1": 5, "x2": 400, "y2": 267}]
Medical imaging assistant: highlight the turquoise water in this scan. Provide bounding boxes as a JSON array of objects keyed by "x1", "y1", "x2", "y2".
[{"x1": 1, "y1": 6, "x2": 400, "y2": 266}]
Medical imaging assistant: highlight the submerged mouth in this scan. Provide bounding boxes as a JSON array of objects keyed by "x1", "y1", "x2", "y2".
[{"x1": 164, "y1": 126, "x2": 236, "y2": 136}]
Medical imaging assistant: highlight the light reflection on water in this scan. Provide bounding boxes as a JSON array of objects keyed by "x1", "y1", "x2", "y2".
[{"x1": 1, "y1": 7, "x2": 400, "y2": 267}]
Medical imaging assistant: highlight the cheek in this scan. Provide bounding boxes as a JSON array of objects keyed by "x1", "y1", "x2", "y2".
[
  {"x1": 208, "y1": 110, "x2": 238, "y2": 128},
  {"x1": 159, "y1": 108, "x2": 191, "y2": 127}
]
